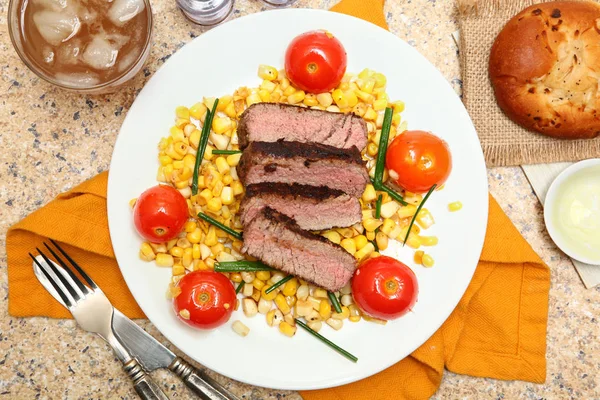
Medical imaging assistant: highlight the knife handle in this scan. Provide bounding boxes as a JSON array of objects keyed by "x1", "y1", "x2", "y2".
[
  {"x1": 169, "y1": 357, "x2": 239, "y2": 400},
  {"x1": 124, "y1": 359, "x2": 169, "y2": 400}
]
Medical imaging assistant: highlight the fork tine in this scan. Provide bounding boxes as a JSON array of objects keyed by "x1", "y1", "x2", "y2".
[
  {"x1": 49, "y1": 239, "x2": 98, "y2": 290},
  {"x1": 37, "y1": 248, "x2": 82, "y2": 302},
  {"x1": 43, "y1": 242, "x2": 90, "y2": 295},
  {"x1": 30, "y1": 253, "x2": 73, "y2": 308}
]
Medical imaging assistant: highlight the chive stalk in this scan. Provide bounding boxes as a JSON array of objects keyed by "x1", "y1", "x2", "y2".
[
  {"x1": 375, "y1": 194, "x2": 383, "y2": 219},
  {"x1": 197, "y1": 212, "x2": 242, "y2": 240},
  {"x1": 235, "y1": 280, "x2": 245, "y2": 294},
  {"x1": 373, "y1": 107, "x2": 393, "y2": 187},
  {"x1": 371, "y1": 180, "x2": 408, "y2": 206},
  {"x1": 328, "y1": 291, "x2": 342, "y2": 314},
  {"x1": 295, "y1": 319, "x2": 358, "y2": 363},
  {"x1": 214, "y1": 261, "x2": 276, "y2": 272},
  {"x1": 211, "y1": 149, "x2": 242, "y2": 155},
  {"x1": 191, "y1": 98, "x2": 219, "y2": 195},
  {"x1": 265, "y1": 275, "x2": 293, "y2": 294},
  {"x1": 403, "y1": 184, "x2": 436, "y2": 246}
]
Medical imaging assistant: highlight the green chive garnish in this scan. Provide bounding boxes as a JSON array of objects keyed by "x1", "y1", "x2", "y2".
[
  {"x1": 372, "y1": 180, "x2": 408, "y2": 206},
  {"x1": 373, "y1": 107, "x2": 393, "y2": 188},
  {"x1": 235, "y1": 280, "x2": 245, "y2": 294},
  {"x1": 328, "y1": 291, "x2": 342, "y2": 314},
  {"x1": 191, "y1": 98, "x2": 219, "y2": 195},
  {"x1": 375, "y1": 194, "x2": 383, "y2": 219},
  {"x1": 212, "y1": 149, "x2": 242, "y2": 155},
  {"x1": 197, "y1": 212, "x2": 242, "y2": 240},
  {"x1": 295, "y1": 319, "x2": 358, "y2": 363},
  {"x1": 403, "y1": 184, "x2": 436, "y2": 246},
  {"x1": 215, "y1": 261, "x2": 276, "y2": 272},
  {"x1": 265, "y1": 275, "x2": 293, "y2": 294}
]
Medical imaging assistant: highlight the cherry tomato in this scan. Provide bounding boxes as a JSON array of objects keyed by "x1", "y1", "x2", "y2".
[
  {"x1": 385, "y1": 130, "x2": 452, "y2": 193},
  {"x1": 173, "y1": 271, "x2": 236, "y2": 330},
  {"x1": 133, "y1": 185, "x2": 188, "y2": 243},
  {"x1": 352, "y1": 256, "x2": 418, "y2": 320},
  {"x1": 285, "y1": 30, "x2": 347, "y2": 94}
]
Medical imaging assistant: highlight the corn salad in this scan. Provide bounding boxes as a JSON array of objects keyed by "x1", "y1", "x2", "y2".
[{"x1": 138, "y1": 65, "x2": 445, "y2": 337}]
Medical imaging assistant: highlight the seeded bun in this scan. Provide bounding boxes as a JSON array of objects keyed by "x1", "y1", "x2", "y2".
[{"x1": 489, "y1": 1, "x2": 600, "y2": 139}]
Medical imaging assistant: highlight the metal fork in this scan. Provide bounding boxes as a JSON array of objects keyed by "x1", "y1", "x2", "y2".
[{"x1": 30, "y1": 240, "x2": 168, "y2": 400}]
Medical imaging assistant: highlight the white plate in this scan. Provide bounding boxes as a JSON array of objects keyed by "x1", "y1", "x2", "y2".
[{"x1": 107, "y1": 9, "x2": 488, "y2": 390}]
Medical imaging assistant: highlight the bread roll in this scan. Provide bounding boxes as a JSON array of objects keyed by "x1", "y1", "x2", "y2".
[{"x1": 489, "y1": 1, "x2": 600, "y2": 139}]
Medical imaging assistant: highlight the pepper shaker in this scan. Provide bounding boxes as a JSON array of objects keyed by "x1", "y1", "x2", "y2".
[{"x1": 177, "y1": 0, "x2": 234, "y2": 26}]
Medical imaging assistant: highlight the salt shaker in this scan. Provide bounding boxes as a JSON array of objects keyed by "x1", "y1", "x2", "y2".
[{"x1": 177, "y1": 0, "x2": 234, "y2": 26}]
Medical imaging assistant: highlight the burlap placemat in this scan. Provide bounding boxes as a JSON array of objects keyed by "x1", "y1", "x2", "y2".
[{"x1": 457, "y1": 0, "x2": 600, "y2": 166}]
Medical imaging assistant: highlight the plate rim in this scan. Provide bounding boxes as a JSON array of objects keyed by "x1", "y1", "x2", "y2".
[{"x1": 107, "y1": 7, "x2": 489, "y2": 390}]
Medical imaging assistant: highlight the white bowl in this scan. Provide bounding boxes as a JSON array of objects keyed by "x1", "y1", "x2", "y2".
[{"x1": 544, "y1": 158, "x2": 600, "y2": 265}]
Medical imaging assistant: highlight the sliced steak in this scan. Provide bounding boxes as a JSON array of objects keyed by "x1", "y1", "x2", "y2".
[
  {"x1": 240, "y1": 183, "x2": 361, "y2": 231},
  {"x1": 238, "y1": 103, "x2": 368, "y2": 150},
  {"x1": 238, "y1": 141, "x2": 369, "y2": 197},
  {"x1": 242, "y1": 207, "x2": 356, "y2": 291}
]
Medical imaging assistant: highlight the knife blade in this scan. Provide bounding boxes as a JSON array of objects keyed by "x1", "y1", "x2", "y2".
[{"x1": 112, "y1": 309, "x2": 240, "y2": 400}]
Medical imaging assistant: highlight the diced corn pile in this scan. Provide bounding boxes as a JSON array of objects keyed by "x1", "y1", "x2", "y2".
[{"x1": 137, "y1": 65, "x2": 450, "y2": 337}]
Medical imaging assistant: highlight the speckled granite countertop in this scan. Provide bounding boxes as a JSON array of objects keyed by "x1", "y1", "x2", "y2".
[{"x1": 0, "y1": 0, "x2": 598, "y2": 398}]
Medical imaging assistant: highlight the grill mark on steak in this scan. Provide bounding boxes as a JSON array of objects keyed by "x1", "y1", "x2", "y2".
[
  {"x1": 247, "y1": 141, "x2": 364, "y2": 165},
  {"x1": 244, "y1": 183, "x2": 345, "y2": 200},
  {"x1": 264, "y1": 163, "x2": 277, "y2": 173},
  {"x1": 261, "y1": 207, "x2": 339, "y2": 245}
]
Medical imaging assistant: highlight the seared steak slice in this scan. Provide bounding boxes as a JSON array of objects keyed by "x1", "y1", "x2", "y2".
[
  {"x1": 240, "y1": 183, "x2": 361, "y2": 231},
  {"x1": 238, "y1": 103, "x2": 367, "y2": 150},
  {"x1": 242, "y1": 207, "x2": 356, "y2": 291},
  {"x1": 238, "y1": 141, "x2": 369, "y2": 197}
]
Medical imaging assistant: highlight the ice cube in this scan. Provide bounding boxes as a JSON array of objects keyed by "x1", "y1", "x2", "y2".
[
  {"x1": 82, "y1": 35, "x2": 119, "y2": 70},
  {"x1": 105, "y1": 32, "x2": 130, "y2": 48},
  {"x1": 55, "y1": 72, "x2": 100, "y2": 87},
  {"x1": 42, "y1": 46, "x2": 55, "y2": 64},
  {"x1": 107, "y1": 0, "x2": 145, "y2": 26},
  {"x1": 117, "y1": 49, "x2": 137, "y2": 72},
  {"x1": 33, "y1": 10, "x2": 81, "y2": 46},
  {"x1": 56, "y1": 38, "x2": 82, "y2": 65},
  {"x1": 31, "y1": 0, "x2": 68, "y2": 11}
]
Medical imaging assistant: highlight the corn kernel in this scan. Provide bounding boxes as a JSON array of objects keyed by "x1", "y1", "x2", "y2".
[
  {"x1": 362, "y1": 184, "x2": 377, "y2": 202},
  {"x1": 258, "y1": 89, "x2": 271, "y2": 102},
  {"x1": 332, "y1": 89, "x2": 348, "y2": 108},
  {"x1": 353, "y1": 235, "x2": 368, "y2": 250},
  {"x1": 274, "y1": 293, "x2": 291, "y2": 314},
  {"x1": 322, "y1": 230, "x2": 341, "y2": 244},
  {"x1": 204, "y1": 226, "x2": 218, "y2": 246},
  {"x1": 397, "y1": 204, "x2": 418, "y2": 218},
  {"x1": 414, "y1": 250, "x2": 424, "y2": 264},
  {"x1": 156, "y1": 254, "x2": 174, "y2": 267},
  {"x1": 252, "y1": 278, "x2": 266, "y2": 291},
  {"x1": 256, "y1": 271, "x2": 271, "y2": 281},
  {"x1": 172, "y1": 264, "x2": 185, "y2": 276},
  {"x1": 363, "y1": 218, "x2": 383, "y2": 232},
  {"x1": 206, "y1": 197, "x2": 222, "y2": 213},
  {"x1": 279, "y1": 321, "x2": 296, "y2": 337},
  {"x1": 316, "y1": 93, "x2": 333, "y2": 107},
  {"x1": 422, "y1": 254, "x2": 435, "y2": 268},
  {"x1": 246, "y1": 93, "x2": 261, "y2": 106},
  {"x1": 231, "y1": 180, "x2": 244, "y2": 196},
  {"x1": 260, "y1": 80, "x2": 277, "y2": 92},
  {"x1": 232, "y1": 320, "x2": 250, "y2": 337},
  {"x1": 355, "y1": 242, "x2": 375, "y2": 262},
  {"x1": 448, "y1": 201, "x2": 463, "y2": 212},
  {"x1": 392, "y1": 100, "x2": 406, "y2": 113},
  {"x1": 282, "y1": 278, "x2": 298, "y2": 296},
  {"x1": 375, "y1": 231, "x2": 389, "y2": 251},
  {"x1": 226, "y1": 153, "x2": 241, "y2": 167},
  {"x1": 326, "y1": 318, "x2": 343, "y2": 330},
  {"x1": 358, "y1": 68, "x2": 374, "y2": 80},
  {"x1": 364, "y1": 107, "x2": 378, "y2": 121},
  {"x1": 287, "y1": 90, "x2": 306, "y2": 105},
  {"x1": 303, "y1": 93, "x2": 319, "y2": 107},
  {"x1": 258, "y1": 64, "x2": 278, "y2": 81},
  {"x1": 406, "y1": 235, "x2": 421, "y2": 249},
  {"x1": 261, "y1": 284, "x2": 278, "y2": 301},
  {"x1": 319, "y1": 299, "x2": 332, "y2": 319},
  {"x1": 366, "y1": 231, "x2": 375, "y2": 241},
  {"x1": 340, "y1": 238, "x2": 356, "y2": 254},
  {"x1": 189, "y1": 102, "x2": 207, "y2": 120},
  {"x1": 345, "y1": 90, "x2": 358, "y2": 107},
  {"x1": 420, "y1": 235, "x2": 439, "y2": 246},
  {"x1": 373, "y1": 98, "x2": 388, "y2": 111},
  {"x1": 296, "y1": 284, "x2": 309, "y2": 301},
  {"x1": 373, "y1": 72, "x2": 387, "y2": 87}
]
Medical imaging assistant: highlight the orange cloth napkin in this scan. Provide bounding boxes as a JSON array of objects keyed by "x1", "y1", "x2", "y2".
[{"x1": 6, "y1": 1, "x2": 550, "y2": 398}]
